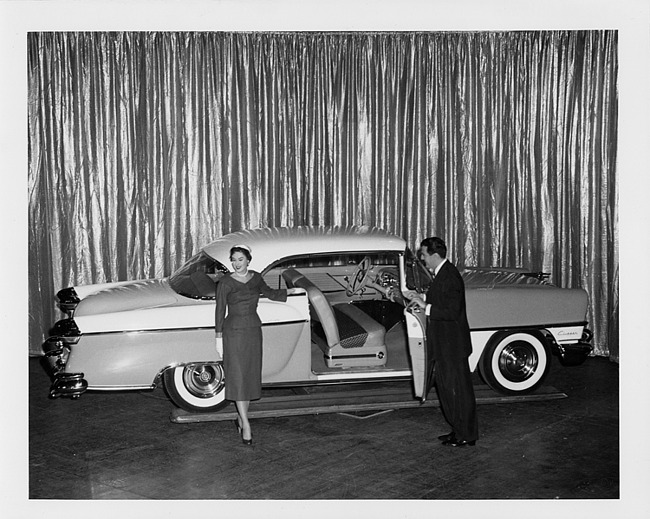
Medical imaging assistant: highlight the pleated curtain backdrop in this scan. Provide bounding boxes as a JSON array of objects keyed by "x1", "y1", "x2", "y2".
[{"x1": 27, "y1": 31, "x2": 618, "y2": 359}]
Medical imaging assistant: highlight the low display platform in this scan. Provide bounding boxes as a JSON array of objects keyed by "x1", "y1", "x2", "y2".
[{"x1": 170, "y1": 384, "x2": 567, "y2": 423}]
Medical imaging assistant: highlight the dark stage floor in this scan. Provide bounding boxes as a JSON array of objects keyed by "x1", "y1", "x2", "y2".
[{"x1": 26, "y1": 355, "x2": 622, "y2": 509}]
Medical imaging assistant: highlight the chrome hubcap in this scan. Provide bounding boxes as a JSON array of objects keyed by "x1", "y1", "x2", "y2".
[
  {"x1": 498, "y1": 341, "x2": 539, "y2": 382},
  {"x1": 182, "y1": 363, "x2": 225, "y2": 399}
]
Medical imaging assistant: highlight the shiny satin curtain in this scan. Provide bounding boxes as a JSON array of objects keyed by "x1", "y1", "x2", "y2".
[{"x1": 28, "y1": 31, "x2": 618, "y2": 358}]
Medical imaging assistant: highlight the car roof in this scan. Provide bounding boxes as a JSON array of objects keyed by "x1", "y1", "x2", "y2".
[{"x1": 202, "y1": 225, "x2": 407, "y2": 270}]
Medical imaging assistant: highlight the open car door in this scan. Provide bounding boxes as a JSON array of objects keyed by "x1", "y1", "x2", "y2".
[
  {"x1": 404, "y1": 303, "x2": 431, "y2": 400},
  {"x1": 401, "y1": 249, "x2": 435, "y2": 401}
]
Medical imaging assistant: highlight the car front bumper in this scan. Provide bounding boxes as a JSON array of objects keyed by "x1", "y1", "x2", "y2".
[
  {"x1": 42, "y1": 333, "x2": 88, "y2": 399},
  {"x1": 48, "y1": 372, "x2": 88, "y2": 398}
]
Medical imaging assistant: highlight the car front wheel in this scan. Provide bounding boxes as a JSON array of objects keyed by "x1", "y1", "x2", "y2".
[
  {"x1": 478, "y1": 331, "x2": 551, "y2": 395},
  {"x1": 163, "y1": 362, "x2": 229, "y2": 413}
]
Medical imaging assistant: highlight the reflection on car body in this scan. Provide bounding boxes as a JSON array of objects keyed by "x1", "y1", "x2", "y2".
[{"x1": 42, "y1": 225, "x2": 593, "y2": 413}]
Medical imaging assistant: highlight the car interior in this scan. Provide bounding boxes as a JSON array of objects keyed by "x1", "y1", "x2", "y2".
[
  {"x1": 281, "y1": 268, "x2": 388, "y2": 368},
  {"x1": 263, "y1": 254, "x2": 412, "y2": 373}
]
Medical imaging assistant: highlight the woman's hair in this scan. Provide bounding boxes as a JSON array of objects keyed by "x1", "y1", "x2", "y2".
[{"x1": 230, "y1": 245, "x2": 252, "y2": 262}]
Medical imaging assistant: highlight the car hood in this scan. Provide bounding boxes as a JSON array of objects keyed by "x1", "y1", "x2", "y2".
[{"x1": 74, "y1": 279, "x2": 183, "y2": 317}]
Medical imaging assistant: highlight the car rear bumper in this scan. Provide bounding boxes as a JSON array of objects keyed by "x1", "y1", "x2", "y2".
[{"x1": 554, "y1": 329, "x2": 593, "y2": 366}]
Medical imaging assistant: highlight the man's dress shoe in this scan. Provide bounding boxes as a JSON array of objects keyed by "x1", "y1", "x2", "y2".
[
  {"x1": 442, "y1": 436, "x2": 476, "y2": 447},
  {"x1": 438, "y1": 432, "x2": 454, "y2": 442}
]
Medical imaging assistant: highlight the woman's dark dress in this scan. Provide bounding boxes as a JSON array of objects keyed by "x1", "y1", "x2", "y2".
[{"x1": 215, "y1": 272, "x2": 287, "y2": 401}]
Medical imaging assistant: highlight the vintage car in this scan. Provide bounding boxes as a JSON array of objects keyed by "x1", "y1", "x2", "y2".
[{"x1": 41, "y1": 225, "x2": 593, "y2": 413}]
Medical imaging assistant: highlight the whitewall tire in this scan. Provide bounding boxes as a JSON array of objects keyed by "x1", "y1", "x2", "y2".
[
  {"x1": 163, "y1": 362, "x2": 228, "y2": 413},
  {"x1": 478, "y1": 331, "x2": 551, "y2": 395}
]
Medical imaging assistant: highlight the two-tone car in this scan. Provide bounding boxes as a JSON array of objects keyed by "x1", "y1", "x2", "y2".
[{"x1": 41, "y1": 225, "x2": 593, "y2": 413}]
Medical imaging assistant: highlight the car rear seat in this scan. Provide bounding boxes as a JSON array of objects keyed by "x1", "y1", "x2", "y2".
[{"x1": 282, "y1": 268, "x2": 387, "y2": 368}]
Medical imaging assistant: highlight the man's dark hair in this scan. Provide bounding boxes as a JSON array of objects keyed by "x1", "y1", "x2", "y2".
[{"x1": 420, "y1": 237, "x2": 447, "y2": 258}]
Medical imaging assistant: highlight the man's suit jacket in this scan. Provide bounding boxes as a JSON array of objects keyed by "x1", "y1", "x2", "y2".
[{"x1": 425, "y1": 260, "x2": 473, "y2": 361}]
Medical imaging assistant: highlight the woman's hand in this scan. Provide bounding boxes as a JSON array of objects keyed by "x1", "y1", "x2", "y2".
[
  {"x1": 287, "y1": 287, "x2": 301, "y2": 295},
  {"x1": 215, "y1": 336, "x2": 223, "y2": 359}
]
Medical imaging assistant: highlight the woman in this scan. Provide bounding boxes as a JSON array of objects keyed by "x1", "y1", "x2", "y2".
[{"x1": 215, "y1": 244, "x2": 297, "y2": 445}]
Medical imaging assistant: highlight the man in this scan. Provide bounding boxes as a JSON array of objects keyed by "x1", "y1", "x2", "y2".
[{"x1": 406, "y1": 237, "x2": 479, "y2": 447}]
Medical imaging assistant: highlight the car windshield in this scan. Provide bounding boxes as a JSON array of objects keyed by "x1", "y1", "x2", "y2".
[
  {"x1": 168, "y1": 252, "x2": 229, "y2": 300},
  {"x1": 405, "y1": 247, "x2": 433, "y2": 292}
]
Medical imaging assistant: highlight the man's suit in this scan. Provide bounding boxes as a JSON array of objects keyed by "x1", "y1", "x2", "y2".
[{"x1": 425, "y1": 260, "x2": 478, "y2": 442}]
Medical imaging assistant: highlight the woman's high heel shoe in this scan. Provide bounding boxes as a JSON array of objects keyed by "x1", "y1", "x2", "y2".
[{"x1": 234, "y1": 419, "x2": 253, "y2": 445}]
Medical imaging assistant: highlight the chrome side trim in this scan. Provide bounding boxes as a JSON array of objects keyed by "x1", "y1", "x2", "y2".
[
  {"x1": 325, "y1": 352, "x2": 386, "y2": 360},
  {"x1": 314, "y1": 369, "x2": 412, "y2": 382},
  {"x1": 86, "y1": 384, "x2": 156, "y2": 391},
  {"x1": 78, "y1": 319, "x2": 308, "y2": 337},
  {"x1": 469, "y1": 321, "x2": 588, "y2": 333}
]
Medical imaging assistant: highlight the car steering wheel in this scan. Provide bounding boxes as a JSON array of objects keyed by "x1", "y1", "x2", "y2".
[{"x1": 346, "y1": 256, "x2": 372, "y2": 296}]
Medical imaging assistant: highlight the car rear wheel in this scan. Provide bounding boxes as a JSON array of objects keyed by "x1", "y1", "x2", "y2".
[
  {"x1": 163, "y1": 362, "x2": 229, "y2": 413},
  {"x1": 478, "y1": 331, "x2": 551, "y2": 395}
]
